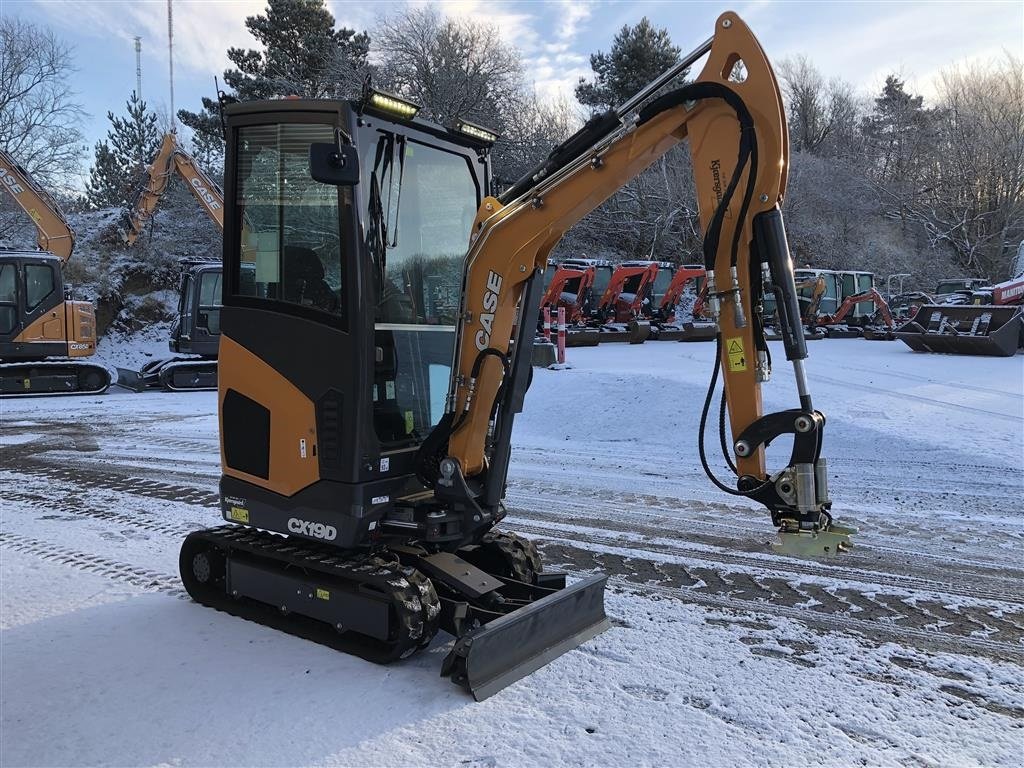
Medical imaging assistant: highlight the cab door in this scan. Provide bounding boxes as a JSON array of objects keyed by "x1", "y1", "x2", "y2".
[
  {"x1": 17, "y1": 259, "x2": 65, "y2": 345},
  {"x1": 0, "y1": 260, "x2": 19, "y2": 342}
]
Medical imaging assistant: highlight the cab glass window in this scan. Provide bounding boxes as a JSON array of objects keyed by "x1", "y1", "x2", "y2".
[
  {"x1": 652, "y1": 267, "x2": 672, "y2": 303},
  {"x1": 365, "y1": 134, "x2": 479, "y2": 446},
  {"x1": 593, "y1": 266, "x2": 612, "y2": 299},
  {"x1": 0, "y1": 263, "x2": 16, "y2": 334},
  {"x1": 234, "y1": 123, "x2": 345, "y2": 319},
  {"x1": 198, "y1": 271, "x2": 224, "y2": 335},
  {"x1": 0, "y1": 263, "x2": 15, "y2": 303},
  {"x1": 199, "y1": 271, "x2": 222, "y2": 306},
  {"x1": 25, "y1": 264, "x2": 55, "y2": 310}
]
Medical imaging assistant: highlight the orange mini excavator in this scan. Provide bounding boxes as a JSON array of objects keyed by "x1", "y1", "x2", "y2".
[{"x1": 178, "y1": 12, "x2": 853, "y2": 701}]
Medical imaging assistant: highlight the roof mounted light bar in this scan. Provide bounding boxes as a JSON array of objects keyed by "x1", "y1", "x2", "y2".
[
  {"x1": 364, "y1": 87, "x2": 421, "y2": 120},
  {"x1": 452, "y1": 119, "x2": 499, "y2": 145}
]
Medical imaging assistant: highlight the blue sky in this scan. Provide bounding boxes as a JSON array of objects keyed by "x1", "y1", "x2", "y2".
[{"x1": 6, "y1": 0, "x2": 1023, "y2": 182}]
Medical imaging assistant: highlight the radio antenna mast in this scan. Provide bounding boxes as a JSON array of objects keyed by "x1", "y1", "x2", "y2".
[
  {"x1": 167, "y1": 0, "x2": 175, "y2": 132},
  {"x1": 134, "y1": 37, "x2": 142, "y2": 99}
]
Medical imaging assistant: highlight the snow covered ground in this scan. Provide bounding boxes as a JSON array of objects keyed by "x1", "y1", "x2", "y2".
[{"x1": 2, "y1": 338, "x2": 1022, "y2": 766}]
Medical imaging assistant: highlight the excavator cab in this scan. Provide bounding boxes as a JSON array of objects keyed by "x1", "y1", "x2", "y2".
[{"x1": 173, "y1": 261, "x2": 223, "y2": 357}]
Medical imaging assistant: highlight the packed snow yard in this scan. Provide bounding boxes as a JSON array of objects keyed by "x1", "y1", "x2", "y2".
[{"x1": 2, "y1": 339, "x2": 1022, "y2": 767}]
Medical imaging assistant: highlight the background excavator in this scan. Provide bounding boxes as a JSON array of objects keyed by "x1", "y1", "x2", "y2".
[
  {"x1": 649, "y1": 263, "x2": 717, "y2": 341},
  {"x1": 0, "y1": 149, "x2": 109, "y2": 396},
  {"x1": 115, "y1": 132, "x2": 229, "y2": 391},
  {"x1": 177, "y1": 12, "x2": 852, "y2": 702},
  {"x1": 897, "y1": 242, "x2": 1024, "y2": 356},
  {"x1": 537, "y1": 262, "x2": 602, "y2": 346}
]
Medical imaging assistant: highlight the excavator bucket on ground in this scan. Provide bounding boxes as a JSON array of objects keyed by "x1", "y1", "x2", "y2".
[
  {"x1": 895, "y1": 304, "x2": 1023, "y2": 357},
  {"x1": 564, "y1": 328, "x2": 602, "y2": 347}
]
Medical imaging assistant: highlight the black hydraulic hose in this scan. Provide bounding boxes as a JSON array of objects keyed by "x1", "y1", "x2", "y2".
[
  {"x1": 719, "y1": 388, "x2": 737, "y2": 475},
  {"x1": 698, "y1": 336, "x2": 771, "y2": 496},
  {"x1": 449, "y1": 348, "x2": 509, "y2": 435},
  {"x1": 638, "y1": 82, "x2": 756, "y2": 273}
]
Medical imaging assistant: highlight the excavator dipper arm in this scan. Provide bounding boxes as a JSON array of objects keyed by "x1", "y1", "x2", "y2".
[{"x1": 423, "y1": 12, "x2": 852, "y2": 556}]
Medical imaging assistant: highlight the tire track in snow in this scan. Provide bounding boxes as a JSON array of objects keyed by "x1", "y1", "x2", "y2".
[
  {"x1": 7, "y1": 451, "x2": 1018, "y2": 614},
  {"x1": 823, "y1": 362, "x2": 1024, "y2": 400},
  {"x1": 505, "y1": 513, "x2": 1023, "y2": 606},
  {"x1": 806, "y1": 372, "x2": 1024, "y2": 421},
  {"x1": 2, "y1": 458, "x2": 220, "y2": 508},
  {"x1": 534, "y1": 539, "x2": 1024, "y2": 662},
  {"x1": 0, "y1": 531, "x2": 187, "y2": 599},
  {"x1": 5, "y1": 477, "x2": 1021, "y2": 663},
  {"x1": 3, "y1": 489, "x2": 205, "y2": 538}
]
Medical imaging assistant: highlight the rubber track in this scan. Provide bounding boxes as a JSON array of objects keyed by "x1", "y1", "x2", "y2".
[
  {"x1": 181, "y1": 525, "x2": 441, "y2": 662},
  {"x1": 0, "y1": 361, "x2": 110, "y2": 397}
]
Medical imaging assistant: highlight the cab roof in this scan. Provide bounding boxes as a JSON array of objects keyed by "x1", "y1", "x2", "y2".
[{"x1": 224, "y1": 98, "x2": 494, "y2": 151}]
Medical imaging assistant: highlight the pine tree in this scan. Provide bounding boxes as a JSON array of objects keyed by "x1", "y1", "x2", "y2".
[
  {"x1": 861, "y1": 75, "x2": 936, "y2": 184},
  {"x1": 84, "y1": 142, "x2": 124, "y2": 208},
  {"x1": 84, "y1": 92, "x2": 161, "y2": 209},
  {"x1": 575, "y1": 18, "x2": 683, "y2": 112},
  {"x1": 178, "y1": 0, "x2": 369, "y2": 166},
  {"x1": 572, "y1": 19, "x2": 689, "y2": 261}
]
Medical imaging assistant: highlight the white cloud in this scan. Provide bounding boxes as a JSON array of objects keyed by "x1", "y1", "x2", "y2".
[
  {"x1": 766, "y1": 1, "x2": 1022, "y2": 101},
  {"x1": 33, "y1": 0, "x2": 263, "y2": 78}
]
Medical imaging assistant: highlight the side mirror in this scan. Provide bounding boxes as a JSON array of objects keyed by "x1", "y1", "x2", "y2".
[{"x1": 310, "y1": 143, "x2": 360, "y2": 186}]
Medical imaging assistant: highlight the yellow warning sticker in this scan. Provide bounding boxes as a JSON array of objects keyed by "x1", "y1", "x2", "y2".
[
  {"x1": 229, "y1": 506, "x2": 249, "y2": 523},
  {"x1": 726, "y1": 337, "x2": 747, "y2": 372},
  {"x1": 316, "y1": 588, "x2": 330, "y2": 601},
  {"x1": 404, "y1": 410, "x2": 414, "y2": 434}
]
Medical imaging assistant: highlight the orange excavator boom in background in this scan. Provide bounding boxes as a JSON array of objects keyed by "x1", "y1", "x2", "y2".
[
  {"x1": 0, "y1": 149, "x2": 75, "y2": 263},
  {"x1": 115, "y1": 135, "x2": 228, "y2": 391},
  {"x1": 120, "y1": 132, "x2": 224, "y2": 245}
]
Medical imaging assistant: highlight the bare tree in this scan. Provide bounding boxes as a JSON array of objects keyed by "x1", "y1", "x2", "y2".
[
  {"x1": 374, "y1": 8, "x2": 523, "y2": 130},
  {"x1": 0, "y1": 17, "x2": 86, "y2": 188},
  {"x1": 899, "y1": 55, "x2": 1024, "y2": 277},
  {"x1": 777, "y1": 56, "x2": 862, "y2": 157}
]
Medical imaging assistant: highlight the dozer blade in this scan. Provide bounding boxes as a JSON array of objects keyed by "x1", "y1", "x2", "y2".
[
  {"x1": 771, "y1": 523, "x2": 856, "y2": 558},
  {"x1": 441, "y1": 574, "x2": 609, "y2": 701},
  {"x1": 896, "y1": 304, "x2": 1023, "y2": 357},
  {"x1": 113, "y1": 367, "x2": 147, "y2": 392}
]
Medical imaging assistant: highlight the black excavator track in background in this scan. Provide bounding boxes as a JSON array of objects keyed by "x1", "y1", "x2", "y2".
[
  {"x1": 0, "y1": 361, "x2": 110, "y2": 397},
  {"x1": 116, "y1": 359, "x2": 218, "y2": 392},
  {"x1": 180, "y1": 525, "x2": 609, "y2": 699}
]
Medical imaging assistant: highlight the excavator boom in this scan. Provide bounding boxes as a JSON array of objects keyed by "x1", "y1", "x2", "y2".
[
  {"x1": 0, "y1": 150, "x2": 75, "y2": 263},
  {"x1": 116, "y1": 134, "x2": 226, "y2": 392},
  {"x1": 431, "y1": 11, "x2": 849, "y2": 552},
  {"x1": 121, "y1": 132, "x2": 224, "y2": 246}
]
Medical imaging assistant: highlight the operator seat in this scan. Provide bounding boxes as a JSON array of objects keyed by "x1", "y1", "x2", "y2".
[{"x1": 283, "y1": 245, "x2": 338, "y2": 312}]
